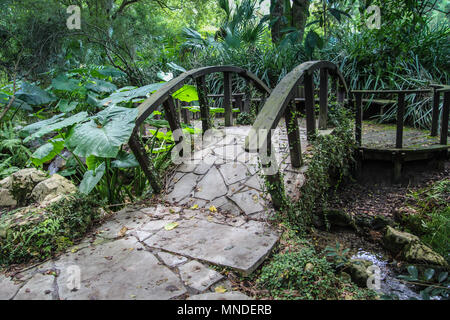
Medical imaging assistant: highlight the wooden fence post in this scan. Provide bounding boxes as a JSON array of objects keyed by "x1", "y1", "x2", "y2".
[
  {"x1": 304, "y1": 72, "x2": 316, "y2": 140},
  {"x1": 224, "y1": 72, "x2": 233, "y2": 126},
  {"x1": 396, "y1": 93, "x2": 405, "y2": 149},
  {"x1": 319, "y1": 68, "x2": 328, "y2": 130}
]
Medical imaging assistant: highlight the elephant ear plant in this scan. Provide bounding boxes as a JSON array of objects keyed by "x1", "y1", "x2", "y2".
[{"x1": 21, "y1": 105, "x2": 145, "y2": 205}]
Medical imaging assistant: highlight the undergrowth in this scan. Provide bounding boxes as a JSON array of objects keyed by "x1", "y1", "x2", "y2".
[
  {"x1": 0, "y1": 192, "x2": 103, "y2": 267},
  {"x1": 256, "y1": 228, "x2": 377, "y2": 300},
  {"x1": 400, "y1": 179, "x2": 450, "y2": 261},
  {"x1": 275, "y1": 109, "x2": 356, "y2": 231}
]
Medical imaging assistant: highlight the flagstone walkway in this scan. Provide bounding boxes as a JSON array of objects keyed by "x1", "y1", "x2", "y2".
[{"x1": 1, "y1": 122, "x2": 326, "y2": 300}]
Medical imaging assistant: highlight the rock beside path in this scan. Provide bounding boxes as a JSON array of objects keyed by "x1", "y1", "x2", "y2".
[
  {"x1": 383, "y1": 226, "x2": 447, "y2": 267},
  {"x1": 0, "y1": 169, "x2": 77, "y2": 207}
]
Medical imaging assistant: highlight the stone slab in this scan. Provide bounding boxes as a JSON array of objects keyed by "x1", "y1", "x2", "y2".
[
  {"x1": 157, "y1": 252, "x2": 188, "y2": 268},
  {"x1": 54, "y1": 237, "x2": 186, "y2": 300},
  {"x1": 229, "y1": 189, "x2": 265, "y2": 215},
  {"x1": 14, "y1": 272, "x2": 56, "y2": 300},
  {"x1": 187, "y1": 292, "x2": 253, "y2": 300},
  {"x1": 195, "y1": 167, "x2": 227, "y2": 201},
  {"x1": 178, "y1": 260, "x2": 223, "y2": 292},
  {"x1": 218, "y1": 162, "x2": 250, "y2": 185},
  {"x1": 166, "y1": 173, "x2": 199, "y2": 202},
  {"x1": 144, "y1": 219, "x2": 279, "y2": 275},
  {"x1": 0, "y1": 275, "x2": 22, "y2": 300}
]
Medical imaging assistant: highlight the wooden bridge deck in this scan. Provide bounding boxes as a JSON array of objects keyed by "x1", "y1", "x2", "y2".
[{"x1": 361, "y1": 121, "x2": 448, "y2": 150}]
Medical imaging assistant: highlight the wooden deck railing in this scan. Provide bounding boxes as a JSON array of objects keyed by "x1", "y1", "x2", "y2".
[{"x1": 352, "y1": 86, "x2": 450, "y2": 148}]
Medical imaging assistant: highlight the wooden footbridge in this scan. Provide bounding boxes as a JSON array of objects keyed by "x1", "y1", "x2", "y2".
[{"x1": 129, "y1": 61, "x2": 450, "y2": 208}]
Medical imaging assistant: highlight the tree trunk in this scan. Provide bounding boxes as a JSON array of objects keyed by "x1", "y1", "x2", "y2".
[
  {"x1": 269, "y1": 0, "x2": 285, "y2": 44},
  {"x1": 270, "y1": 0, "x2": 311, "y2": 44},
  {"x1": 291, "y1": 0, "x2": 310, "y2": 42}
]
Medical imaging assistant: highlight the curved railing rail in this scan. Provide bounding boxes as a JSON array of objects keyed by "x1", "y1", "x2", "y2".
[
  {"x1": 129, "y1": 65, "x2": 272, "y2": 193},
  {"x1": 243, "y1": 60, "x2": 350, "y2": 208}
]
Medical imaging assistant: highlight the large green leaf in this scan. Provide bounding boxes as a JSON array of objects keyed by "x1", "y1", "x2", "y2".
[
  {"x1": 57, "y1": 99, "x2": 79, "y2": 112},
  {"x1": 9, "y1": 97, "x2": 33, "y2": 111},
  {"x1": 157, "y1": 71, "x2": 173, "y2": 81},
  {"x1": 99, "y1": 83, "x2": 164, "y2": 107},
  {"x1": 20, "y1": 113, "x2": 66, "y2": 137},
  {"x1": 51, "y1": 74, "x2": 80, "y2": 92},
  {"x1": 79, "y1": 162, "x2": 106, "y2": 195},
  {"x1": 30, "y1": 138, "x2": 64, "y2": 166},
  {"x1": 111, "y1": 151, "x2": 139, "y2": 168},
  {"x1": 172, "y1": 85, "x2": 198, "y2": 102},
  {"x1": 15, "y1": 82, "x2": 56, "y2": 106},
  {"x1": 24, "y1": 112, "x2": 88, "y2": 143},
  {"x1": 66, "y1": 106, "x2": 138, "y2": 158},
  {"x1": 0, "y1": 92, "x2": 9, "y2": 103},
  {"x1": 86, "y1": 79, "x2": 117, "y2": 93},
  {"x1": 96, "y1": 66, "x2": 126, "y2": 78}
]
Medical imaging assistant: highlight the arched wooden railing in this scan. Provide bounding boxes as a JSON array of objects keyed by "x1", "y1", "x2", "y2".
[
  {"x1": 244, "y1": 60, "x2": 350, "y2": 208},
  {"x1": 129, "y1": 66, "x2": 271, "y2": 193}
]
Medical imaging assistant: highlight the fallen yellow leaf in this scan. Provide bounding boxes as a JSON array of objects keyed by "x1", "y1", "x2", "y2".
[
  {"x1": 215, "y1": 286, "x2": 227, "y2": 293},
  {"x1": 190, "y1": 204, "x2": 199, "y2": 210},
  {"x1": 164, "y1": 222, "x2": 179, "y2": 231},
  {"x1": 209, "y1": 205, "x2": 217, "y2": 213},
  {"x1": 118, "y1": 226, "x2": 128, "y2": 237}
]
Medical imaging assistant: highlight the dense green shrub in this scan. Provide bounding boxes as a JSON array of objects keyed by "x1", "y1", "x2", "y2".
[
  {"x1": 400, "y1": 179, "x2": 450, "y2": 260},
  {"x1": 257, "y1": 242, "x2": 376, "y2": 300},
  {"x1": 236, "y1": 111, "x2": 255, "y2": 125},
  {"x1": 0, "y1": 122, "x2": 31, "y2": 179},
  {"x1": 0, "y1": 193, "x2": 103, "y2": 266},
  {"x1": 279, "y1": 110, "x2": 356, "y2": 230},
  {"x1": 258, "y1": 245, "x2": 340, "y2": 299}
]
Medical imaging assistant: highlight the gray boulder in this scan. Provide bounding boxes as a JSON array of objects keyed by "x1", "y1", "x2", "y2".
[
  {"x1": 31, "y1": 174, "x2": 77, "y2": 204},
  {"x1": 383, "y1": 226, "x2": 447, "y2": 267},
  {"x1": 0, "y1": 169, "x2": 48, "y2": 207}
]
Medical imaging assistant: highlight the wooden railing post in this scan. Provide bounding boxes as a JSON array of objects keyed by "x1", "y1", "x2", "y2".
[
  {"x1": 440, "y1": 91, "x2": 449, "y2": 145},
  {"x1": 319, "y1": 68, "x2": 328, "y2": 130},
  {"x1": 163, "y1": 97, "x2": 182, "y2": 134},
  {"x1": 224, "y1": 72, "x2": 233, "y2": 126},
  {"x1": 180, "y1": 101, "x2": 190, "y2": 125},
  {"x1": 431, "y1": 89, "x2": 440, "y2": 137},
  {"x1": 235, "y1": 94, "x2": 243, "y2": 113},
  {"x1": 195, "y1": 75, "x2": 212, "y2": 132},
  {"x1": 129, "y1": 133, "x2": 161, "y2": 193},
  {"x1": 396, "y1": 93, "x2": 405, "y2": 149},
  {"x1": 284, "y1": 102, "x2": 303, "y2": 168},
  {"x1": 304, "y1": 72, "x2": 316, "y2": 140},
  {"x1": 261, "y1": 131, "x2": 284, "y2": 209},
  {"x1": 354, "y1": 92, "x2": 363, "y2": 146}
]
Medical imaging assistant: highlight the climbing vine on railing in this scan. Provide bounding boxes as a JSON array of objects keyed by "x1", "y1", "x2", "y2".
[{"x1": 273, "y1": 109, "x2": 356, "y2": 232}]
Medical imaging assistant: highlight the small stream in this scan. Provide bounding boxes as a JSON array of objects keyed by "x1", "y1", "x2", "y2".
[{"x1": 351, "y1": 249, "x2": 422, "y2": 300}]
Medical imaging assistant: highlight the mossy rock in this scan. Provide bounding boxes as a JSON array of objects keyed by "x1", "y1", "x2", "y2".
[
  {"x1": 402, "y1": 242, "x2": 448, "y2": 267},
  {"x1": 323, "y1": 209, "x2": 357, "y2": 230},
  {"x1": 344, "y1": 259, "x2": 373, "y2": 287},
  {"x1": 8, "y1": 168, "x2": 48, "y2": 206},
  {"x1": 383, "y1": 226, "x2": 420, "y2": 254},
  {"x1": 383, "y1": 226, "x2": 448, "y2": 267}
]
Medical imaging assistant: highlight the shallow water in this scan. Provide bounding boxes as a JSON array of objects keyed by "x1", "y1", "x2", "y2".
[{"x1": 351, "y1": 249, "x2": 422, "y2": 300}]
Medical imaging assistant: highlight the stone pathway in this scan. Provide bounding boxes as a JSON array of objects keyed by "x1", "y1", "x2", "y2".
[
  {"x1": 165, "y1": 124, "x2": 315, "y2": 211},
  {"x1": 1, "y1": 204, "x2": 278, "y2": 300},
  {"x1": 1, "y1": 121, "x2": 329, "y2": 300}
]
